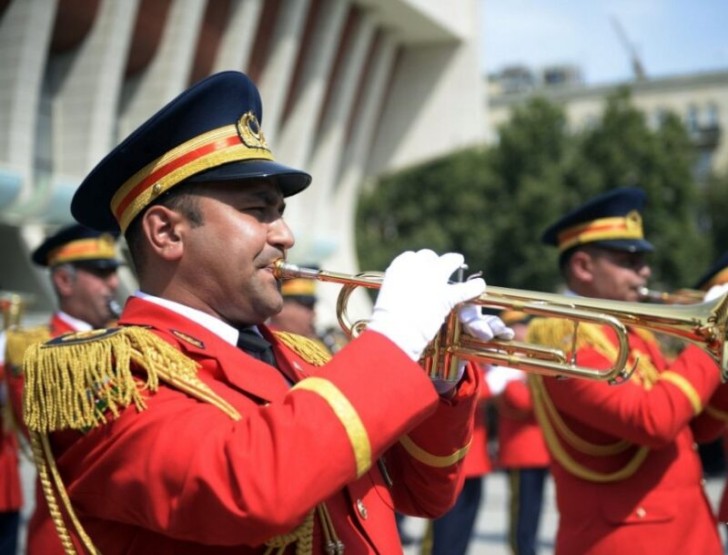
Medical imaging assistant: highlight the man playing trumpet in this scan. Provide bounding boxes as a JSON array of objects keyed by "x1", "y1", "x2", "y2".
[
  {"x1": 528, "y1": 187, "x2": 723, "y2": 555},
  {"x1": 21, "y1": 71, "x2": 513, "y2": 554}
]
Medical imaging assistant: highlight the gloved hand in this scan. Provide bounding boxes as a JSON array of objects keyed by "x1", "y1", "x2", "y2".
[
  {"x1": 704, "y1": 283, "x2": 728, "y2": 302},
  {"x1": 367, "y1": 249, "x2": 485, "y2": 362},
  {"x1": 485, "y1": 365, "x2": 525, "y2": 396},
  {"x1": 458, "y1": 305, "x2": 515, "y2": 342},
  {"x1": 431, "y1": 306, "x2": 515, "y2": 395}
]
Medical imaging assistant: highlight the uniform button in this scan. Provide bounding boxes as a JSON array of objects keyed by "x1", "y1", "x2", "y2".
[
  {"x1": 635, "y1": 507, "x2": 646, "y2": 519},
  {"x1": 356, "y1": 499, "x2": 368, "y2": 519}
]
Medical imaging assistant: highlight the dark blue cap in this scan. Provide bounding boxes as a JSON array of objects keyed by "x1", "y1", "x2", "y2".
[
  {"x1": 71, "y1": 71, "x2": 311, "y2": 233},
  {"x1": 693, "y1": 251, "x2": 728, "y2": 290},
  {"x1": 31, "y1": 224, "x2": 121, "y2": 269},
  {"x1": 541, "y1": 187, "x2": 654, "y2": 255}
]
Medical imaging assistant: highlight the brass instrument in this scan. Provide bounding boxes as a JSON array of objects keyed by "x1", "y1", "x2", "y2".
[
  {"x1": 272, "y1": 261, "x2": 728, "y2": 384},
  {"x1": 638, "y1": 287, "x2": 705, "y2": 305},
  {"x1": 0, "y1": 291, "x2": 33, "y2": 330}
]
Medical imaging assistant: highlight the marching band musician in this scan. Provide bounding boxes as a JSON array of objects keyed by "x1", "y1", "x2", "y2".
[
  {"x1": 4, "y1": 224, "x2": 123, "y2": 434},
  {"x1": 688, "y1": 251, "x2": 728, "y2": 541},
  {"x1": 490, "y1": 310, "x2": 550, "y2": 555},
  {"x1": 0, "y1": 298, "x2": 24, "y2": 555},
  {"x1": 21, "y1": 71, "x2": 513, "y2": 554},
  {"x1": 2, "y1": 224, "x2": 122, "y2": 553},
  {"x1": 527, "y1": 187, "x2": 724, "y2": 555}
]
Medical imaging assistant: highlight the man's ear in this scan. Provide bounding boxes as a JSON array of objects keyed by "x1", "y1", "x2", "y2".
[
  {"x1": 50, "y1": 267, "x2": 75, "y2": 298},
  {"x1": 141, "y1": 205, "x2": 186, "y2": 261},
  {"x1": 569, "y1": 249, "x2": 595, "y2": 284}
]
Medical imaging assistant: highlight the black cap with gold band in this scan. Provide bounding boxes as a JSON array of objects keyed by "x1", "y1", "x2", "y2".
[
  {"x1": 693, "y1": 251, "x2": 728, "y2": 291},
  {"x1": 71, "y1": 71, "x2": 312, "y2": 233},
  {"x1": 541, "y1": 187, "x2": 654, "y2": 263},
  {"x1": 31, "y1": 224, "x2": 121, "y2": 270}
]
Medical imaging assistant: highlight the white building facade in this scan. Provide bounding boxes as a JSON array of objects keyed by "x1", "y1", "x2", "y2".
[{"x1": 0, "y1": 0, "x2": 486, "y2": 324}]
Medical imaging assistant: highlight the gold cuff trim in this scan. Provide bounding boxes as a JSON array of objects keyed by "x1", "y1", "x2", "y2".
[
  {"x1": 705, "y1": 405, "x2": 728, "y2": 422},
  {"x1": 398, "y1": 434, "x2": 471, "y2": 468},
  {"x1": 660, "y1": 371, "x2": 702, "y2": 415},
  {"x1": 293, "y1": 377, "x2": 371, "y2": 477}
]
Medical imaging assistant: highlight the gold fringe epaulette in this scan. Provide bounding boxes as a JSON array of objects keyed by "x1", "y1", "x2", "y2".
[
  {"x1": 274, "y1": 331, "x2": 332, "y2": 366},
  {"x1": 5, "y1": 326, "x2": 51, "y2": 374},
  {"x1": 22, "y1": 326, "x2": 206, "y2": 433},
  {"x1": 526, "y1": 317, "x2": 618, "y2": 358}
]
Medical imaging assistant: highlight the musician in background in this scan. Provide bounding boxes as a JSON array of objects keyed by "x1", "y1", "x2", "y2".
[
  {"x1": 528, "y1": 187, "x2": 723, "y2": 555},
  {"x1": 0, "y1": 299, "x2": 24, "y2": 555},
  {"x1": 490, "y1": 310, "x2": 550, "y2": 555},
  {"x1": 1, "y1": 223, "x2": 122, "y2": 553},
  {"x1": 688, "y1": 251, "x2": 728, "y2": 542}
]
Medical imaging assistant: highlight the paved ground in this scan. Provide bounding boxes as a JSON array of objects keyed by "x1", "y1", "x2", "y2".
[{"x1": 15, "y1": 455, "x2": 728, "y2": 554}]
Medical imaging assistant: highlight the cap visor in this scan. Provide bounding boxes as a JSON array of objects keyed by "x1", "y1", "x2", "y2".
[
  {"x1": 592, "y1": 239, "x2": 654, "y2": 253},
  {"x1": 187, "y1": 159, "x2": 311, "y2": 197}
]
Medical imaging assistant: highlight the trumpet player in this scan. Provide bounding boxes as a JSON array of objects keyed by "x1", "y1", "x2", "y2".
[
  {"x1": 689, "y1": 251, "x2": 728, "y2": 543},
  {"x1": 2, "y1": 224, "x2": 122, "y2": 550},
  {"x1": 528, "y1": 187, "x2": 723, "y2": 555},
  {"x1": 21, "y1": 71, "x2": 514, "y2": 555}
]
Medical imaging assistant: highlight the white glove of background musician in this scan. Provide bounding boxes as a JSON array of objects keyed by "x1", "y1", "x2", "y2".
[
  {"x1": 367, "y1": 249, "x2": 485, "y2": 362},
  {"x1": 704, "y1": 283, "x2": 728, "y2": 303}
]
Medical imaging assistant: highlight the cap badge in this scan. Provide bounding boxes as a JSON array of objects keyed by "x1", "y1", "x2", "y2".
[{"x1": 237, "y1": 111, "x2": 269, "y2": 151}]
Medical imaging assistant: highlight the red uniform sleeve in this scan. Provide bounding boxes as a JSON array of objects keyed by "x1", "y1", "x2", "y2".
[
  {"x1": 385, "y1": 362, "x2": 482, "y2": 515},
  {"x1": 51, "y1": 331, "x2": 471, "y2": 547},
  {"x1": 544, "y1": 344, "x2": 721, "y2": 449}
]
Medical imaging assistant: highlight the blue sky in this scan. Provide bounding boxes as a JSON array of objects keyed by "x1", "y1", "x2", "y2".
[{"x1": 480, "y1": 0, "x2": 728, "y2": 85}]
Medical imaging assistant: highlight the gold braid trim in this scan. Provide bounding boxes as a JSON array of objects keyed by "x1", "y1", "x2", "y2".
[
  {"x1": 660, "y1": 371, "x2": 703, "y2": 414},
  {"x1": 5, "y1": 326, "x2": 51, "y2": 374},
  {"x1": 531, "y1": 374, "x2": 650, "y2": 482},
  {"x1": 273, "y1": 331, "x2": 332, "y2": 366},
  {"x1": 528, "y1": 374, "x2": 630, "y2": 456},
  {"x1": 527, "y1": 318, "x2": 651, "y2": 482},
  {"x1": 29, "y1": 431, "x2": 99, "y2": 555},
  {"x1": 22, "y1": 327, "x2": 241, "y2": 434},
  {"x1": 705, "y1": 405, "x2": 728, "y2": 422},
  {"x1": 398, "y1": 435, "x2": 471, "y2": 467}
]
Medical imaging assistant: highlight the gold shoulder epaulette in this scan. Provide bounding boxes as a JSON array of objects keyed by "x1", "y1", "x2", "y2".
[
  {"x1": 274, "y1": 331, "x2": 332, "y2": 366},
  {"x1": 5, "y1": 326, "x2": 51, "y2": 374},
  {"x1": 527, "y1": 316, "x2": 618, "y2": 360},
  {"x1": 22, "y1": 326, "x2": 206, "y2": 433}
]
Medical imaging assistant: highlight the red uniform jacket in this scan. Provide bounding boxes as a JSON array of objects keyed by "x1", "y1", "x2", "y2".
[
  {"x1": 528, "y1": 320, "x2": 722, "y2": 555},
  {"x1": 461, "y1": 371, "x2": 493, "y2": 478},
  {"x1": 27, "y1": 297, "x2": 480, "y2": 554},
  {"x1": 692, "y1": 380, "x2": 728, "y2": 522},
  {"x1": 0, "y1": 362, "x2": 21, "y2": 512},
  {"x1": 496, "y1": 378, "x2": 549, "y2": 469}
]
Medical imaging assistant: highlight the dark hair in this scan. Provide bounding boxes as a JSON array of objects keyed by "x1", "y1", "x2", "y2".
[{"x1": 124, "y1": 182, "x2": 206, "y2": 275}]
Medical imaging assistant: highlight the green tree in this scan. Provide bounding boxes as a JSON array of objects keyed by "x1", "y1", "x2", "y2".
[
  {"x1": 570, "y1": 87, "x2": 708, "y2": 288},
  {"x1": 356, "y1": 88, "x2": 708, "y2": 293}
]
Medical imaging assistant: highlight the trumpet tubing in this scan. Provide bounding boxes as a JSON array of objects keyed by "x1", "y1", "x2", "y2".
[{"x1": 272, "y1": 261, "x2": 728, "y2": 383}]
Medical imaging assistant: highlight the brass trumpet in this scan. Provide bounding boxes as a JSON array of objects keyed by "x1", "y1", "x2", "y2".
[
  {"x1": 272, "y1": 261, "x2": 728, "y2": 384},
  {"x1": 0, "y1": 291, "x2": 34, "y2": 330},
  {"x1": 638, "y1": 287, "x2": 705, "y2": 305}
]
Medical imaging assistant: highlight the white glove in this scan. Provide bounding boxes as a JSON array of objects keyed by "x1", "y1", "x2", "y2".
[
  {"x1": 367, "y1": 249, "x2": 485, "y2": 361},
  {"x1": 704, "y1": 283, "x2": 728, "y2": 302},
  {"x1": 430, "y1": 307, "x2": 515, "y2": 395},
  {"x1": 485, "y1": 365, "x2": 525, "y2": 396},
  {"x1": 458, "y1": 305, "x2": 515, "y2": 341}
]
